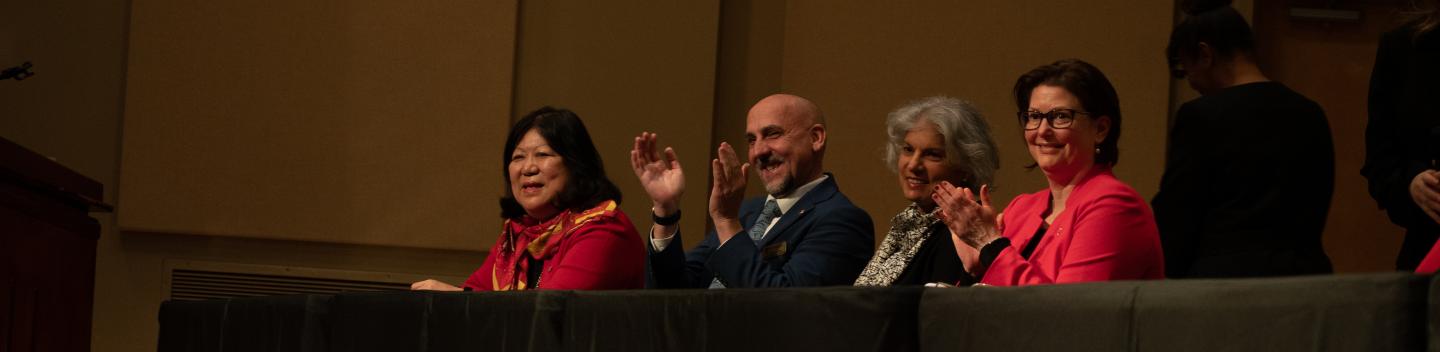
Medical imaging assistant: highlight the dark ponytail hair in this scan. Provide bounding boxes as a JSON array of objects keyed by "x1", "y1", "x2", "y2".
[
  {"x1": 1404, "y1": 0, "x2": 1440, "y2": 42},
  {"x1": 1167, "y1": 0, "x2": 1257, "y2": 65},
  {"x1": 499, "y1": 107, "x2": 622, "y2": 219}
]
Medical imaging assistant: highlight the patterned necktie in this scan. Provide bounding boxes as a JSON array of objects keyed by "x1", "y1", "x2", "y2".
[
  {"x1": 748, "y1": 199, "x2": 783, "y2": 243},
  {"x1": 710, "y1": 199, "x2": 783, "y2": 289}
]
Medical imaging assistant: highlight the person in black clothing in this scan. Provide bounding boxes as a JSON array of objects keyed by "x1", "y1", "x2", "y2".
[
  {"x1": 853, "y1": 96, "x2": 1000, "y2": 286},
  {"x1": 1153, "y1": 0, "x2": 1335, "y2": 278},
  {"x1": 1364, "y1": 0, "x2": 1440, "y2": 271}
]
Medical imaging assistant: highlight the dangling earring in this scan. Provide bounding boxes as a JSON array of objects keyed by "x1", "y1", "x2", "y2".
[{"x1": 1095, "y1": 146, "x2": 1101, "y2": 154}]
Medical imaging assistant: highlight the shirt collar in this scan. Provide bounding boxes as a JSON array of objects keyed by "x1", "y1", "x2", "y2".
[{"x1": 766, "y1": 174, "x2": 828, "y2": 215}]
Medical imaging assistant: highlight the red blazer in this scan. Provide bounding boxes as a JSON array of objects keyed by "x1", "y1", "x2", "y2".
[
  {"x1": 1416, "y1": 240, "x2": 1440, "y2": 274},
  {"x1": 980, "y1": 168, "x2": 1165, "y2": 286},
  {"x1": 463, "y1": 208, "x2": 645, "y2": 291}
]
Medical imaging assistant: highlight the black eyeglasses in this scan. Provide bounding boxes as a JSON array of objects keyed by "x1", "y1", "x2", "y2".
[{"x1": 1017, "y1": 109, "x2": 1089, "y2": 130}]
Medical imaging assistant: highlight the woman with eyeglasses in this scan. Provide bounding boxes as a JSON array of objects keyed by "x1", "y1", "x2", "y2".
[
  {"x1": 1154, "y1": 0, "x2": 1334, "y2": 278},
  {"x1": 932, "y1": 59, "x2": 1164, "y2": 286}
]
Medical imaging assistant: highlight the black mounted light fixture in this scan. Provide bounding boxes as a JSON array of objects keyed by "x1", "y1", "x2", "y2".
[
  {"x1": 1289, "y1": 7, "x2": 1363, "y2": 22},
  {"x1": 1286, "y1": 0, "x2": 1364, "y2": 23},
  {"x1": 1, "y1": 61, "x2": 34, "y2": 81}
]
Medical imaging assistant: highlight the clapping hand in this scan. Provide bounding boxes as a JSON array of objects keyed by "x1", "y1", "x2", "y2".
[
  {"x1": 630, "y1": 132, "x2": 686, "y2": 220},
  {"x1": 710, "y1": 142, "x2": 750, "y2": 244},
  {"x1": 933, "y1": 183, "x2": 1000, "y2": 249},
  {"x1": 1411, "y1": 170, "x2": 1440, "y2": 225}
]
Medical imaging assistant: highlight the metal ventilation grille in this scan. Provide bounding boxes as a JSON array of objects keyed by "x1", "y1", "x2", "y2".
[{"x1": 169, "y1": 268, "x2": 411, "y2": 301}]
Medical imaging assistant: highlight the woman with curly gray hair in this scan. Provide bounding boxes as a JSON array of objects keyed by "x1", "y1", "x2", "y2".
[{"x1": 854, "y1": 96, "x2": 1000, "y2": 286}]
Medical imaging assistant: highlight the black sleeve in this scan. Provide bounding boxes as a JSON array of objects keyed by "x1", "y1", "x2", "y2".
[
  {"x1": 973, "y1": 237, "x2": 1011, "y2": 283},
  {"x1": 708, "y1": 204, "x2": 875, "y2": 287},
  {"x1": 648, "y1": 229, "x2": 719, "y2": 289},
  {"x1": 1363, "y1": 30, "x2": 1435, "y2": 229},
  {"x1": 649, "y1": 200, "x2": 762, "y2": 288},
  {"x1": 1152, "y1": 102, "x2": 1208, "y2": 278}
]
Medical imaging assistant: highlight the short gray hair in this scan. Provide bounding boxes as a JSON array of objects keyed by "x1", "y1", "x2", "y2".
[{"x1": 884, "y1": 96, "x2": 1000, "y2": 189}]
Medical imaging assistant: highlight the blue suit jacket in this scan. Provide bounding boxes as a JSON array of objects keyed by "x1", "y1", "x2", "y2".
[{"x1": 649, "y1": 174, "x2": 875, "y2": 288}]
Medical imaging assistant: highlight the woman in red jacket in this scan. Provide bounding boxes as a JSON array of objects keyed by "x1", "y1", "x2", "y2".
[
  {"x1": 412, "y1": 107, "x2": 645, "y2": 291},
  {"x1": 934, "y1": 59, "x2": 1165, "y2": 286}
]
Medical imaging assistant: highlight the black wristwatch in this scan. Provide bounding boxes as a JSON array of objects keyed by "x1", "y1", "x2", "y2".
[
  {"x1": 975, "y1": 237, "x2": 1011, "y2": 280},
  {"x1": 652, "y1": 209, "x2": 681, "y2": 226}
]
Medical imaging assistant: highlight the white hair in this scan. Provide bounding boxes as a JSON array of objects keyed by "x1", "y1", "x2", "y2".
[{"x1": 883, "y1": 96, "x2": 1001, "y2": 189}]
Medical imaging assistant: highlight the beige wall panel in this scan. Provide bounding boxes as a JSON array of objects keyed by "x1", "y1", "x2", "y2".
[
  {"x1": 0, "y1": 0, "x2": 126, "y2": 188},
  {"x1": 779, "y1": 1, "x2": 1173, "y2": 238},
  {"x1": 512, "y1": 0, "x2": 720, "y2": 246},
  {"x1": 120, "y1": 0, "x2": 517, "y2": 250},
  {"x1": 713, "y1": 0, "x2": 790, "y2": 204}
]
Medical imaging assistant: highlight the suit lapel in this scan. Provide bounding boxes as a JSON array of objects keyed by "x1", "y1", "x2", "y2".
[
  {"x1": 760, "y1": 205, "x2": 808, "y2": 247},
  {"x1": 1012, "y1": 188, "x2": 1050, "y2": 253},
  {"x1": 759, "y1": 176, "x2": 839, "y2": 247}
]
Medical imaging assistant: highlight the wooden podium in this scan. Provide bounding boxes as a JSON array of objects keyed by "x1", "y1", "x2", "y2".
[{"x1": 0, "y1": 136, "x2": 110, "y2": 352}]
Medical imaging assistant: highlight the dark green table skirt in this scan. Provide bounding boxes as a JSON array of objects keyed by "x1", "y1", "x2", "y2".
[{"x1": 158, "y1": 273, "x2": 1435, "y2": 352}]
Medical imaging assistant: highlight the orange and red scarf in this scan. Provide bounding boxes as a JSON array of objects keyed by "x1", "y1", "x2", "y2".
[{"x1": 489, "y1": 200, "x2": 618, "y2": 291}]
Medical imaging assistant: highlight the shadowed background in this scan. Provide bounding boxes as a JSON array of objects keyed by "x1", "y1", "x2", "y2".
[{"x1": 0, "y1": 0, "x2": 1407, "y2": 350}]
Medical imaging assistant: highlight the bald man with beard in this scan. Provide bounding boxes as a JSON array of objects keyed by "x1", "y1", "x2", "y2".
[{"x1": 630, "y1": 94, "x2": 875, "y2": 288}]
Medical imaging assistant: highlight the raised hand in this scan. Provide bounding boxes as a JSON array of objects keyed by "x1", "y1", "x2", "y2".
[
  {"x1": 1411, "y1": 170, "x2": 1440, "y2": 225},
  {"x1": 630, "y1": 132, "x2": 686, "y2": 216},
  {"x1": 934, "y1": 183, "x2": 1000, "y2": 249},
  {"x1": 710, "y1": 142, "x2": 750, "y2": 243}
]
